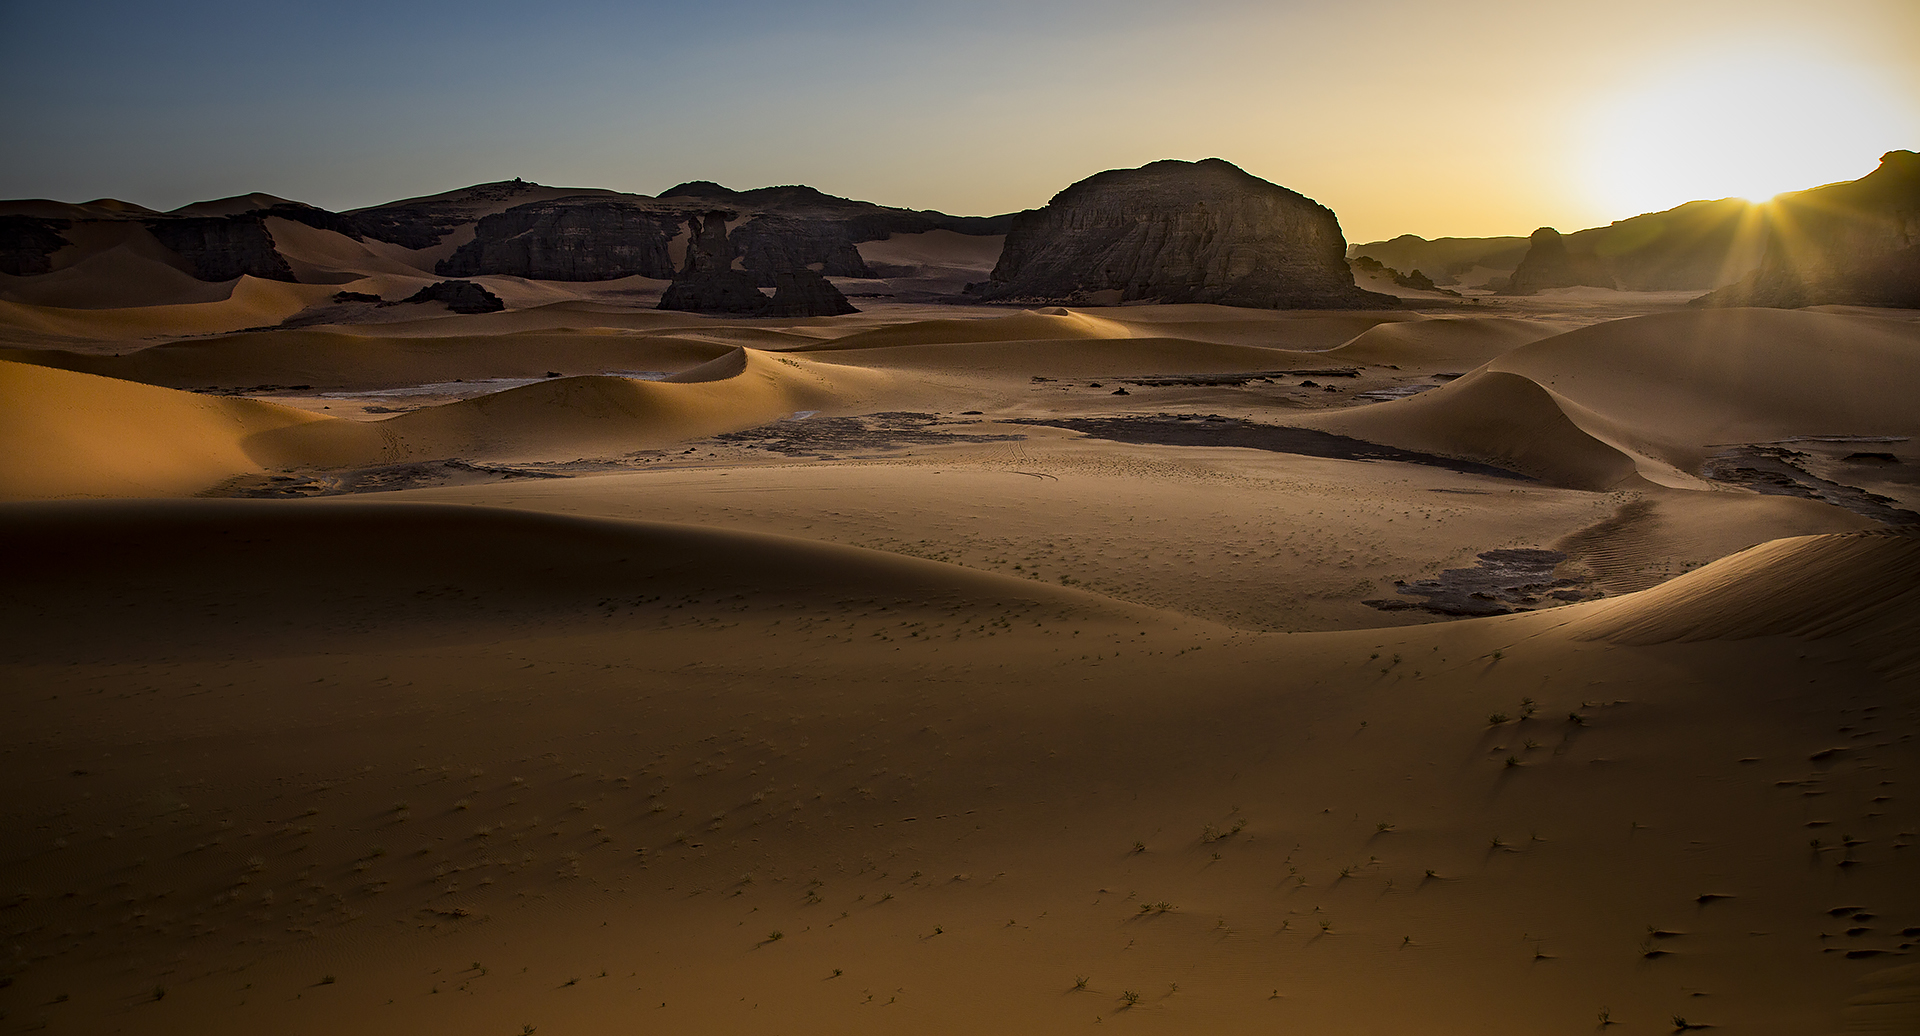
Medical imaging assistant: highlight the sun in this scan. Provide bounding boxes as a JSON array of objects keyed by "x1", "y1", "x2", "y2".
[{"x1": 1580, "y1": 49, "x2": 1913, "y2": 218}]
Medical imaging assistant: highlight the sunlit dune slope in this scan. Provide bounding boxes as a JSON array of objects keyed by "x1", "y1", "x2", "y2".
[
  {"x1": 267, "y1": 347, "x2": 901, "y2": 466},
  {"x1": 0, "y1": 359, "x2": 329, "y2": 499}
]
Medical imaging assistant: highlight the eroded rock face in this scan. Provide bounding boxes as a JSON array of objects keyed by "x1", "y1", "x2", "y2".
[
  {"x1": 144, "y1": 214, "x2": 296, "y2": 282},
  {"x1": 397, "y1": 280, "x2": 505, "y2": 314},
  {"x1": 658, "y1": 212, "x2": 775, "y2": 314},
  {"x1": 763, "y1": 267, "x2": 859, "y2": 317},
  {"x1": 437, "y1": 200, "x2": 679, "y2": 281},
  {"x1": 970, "y1": 158, "x2": 1393, "y2": 309},
  {"x1": 0, "y1": 216, "x2": 70, "y2": 276},
  {"x1": 658, "y1": 211, "x2": 858, "y2": 316},
  {"x1": 1696, "y1": 150, "x2": 1920, "y2": 309}
]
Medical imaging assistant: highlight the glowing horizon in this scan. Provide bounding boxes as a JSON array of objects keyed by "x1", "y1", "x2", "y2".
[{"x1": 1, "y1": 0, "x2": 1915, "y2": 244}]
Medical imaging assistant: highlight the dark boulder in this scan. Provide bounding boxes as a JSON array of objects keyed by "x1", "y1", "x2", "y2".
[
  {"x1": 397, "y1": 280, "x2": 505, "y2": 314},
  {"x1": 969, "y1": 158, "x2": 1394, "y2": 309}
]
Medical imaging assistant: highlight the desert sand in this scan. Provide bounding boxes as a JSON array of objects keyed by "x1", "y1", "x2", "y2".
[{"x1": 2, "y1": 221, "x2": 1919, "y2": 1036}]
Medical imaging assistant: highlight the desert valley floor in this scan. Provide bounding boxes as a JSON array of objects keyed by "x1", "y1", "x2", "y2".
[{"x1": 2, "y1": 277, "x2": 1918, "y2": 1035}]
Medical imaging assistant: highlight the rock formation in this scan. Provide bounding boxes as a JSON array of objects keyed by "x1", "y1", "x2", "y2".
[
  {"x1": 437, "y1": 200, "x2": 680, "y2": 281},
  {"x1": 144, "y1": 214, "x2": 297, "y2": 282},
  {"x1": 0, "y1": 216, "x2": 70, "y2": 276},
  {"x1": 1506, "y1": 227, "x2": 1613, "y2": 294},
  {"x1": 968, "y1": 158, "x2": 1395, "y2": 309},
  {"x1": 658, "y1": 212, "x2": 858, "y2": 316},
  {"x1": 763, "y1": 267, "x2": 859, "y2": 317},
  {"x1": 396, "y1": 280, "x2": 505, "y2": 314},
  {"x1": 1695, "y1": 150, "x2": 1920, "y2": 309}
]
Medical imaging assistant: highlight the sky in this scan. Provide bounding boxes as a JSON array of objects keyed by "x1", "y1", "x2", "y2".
[{"x1": 2, "y1": 0, "x2": 1916, "y2": 243}]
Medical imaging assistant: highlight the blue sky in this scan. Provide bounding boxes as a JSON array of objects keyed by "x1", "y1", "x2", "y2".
[{"x1": 3, "y1": 0, "x2": 1916, "y2": 241}]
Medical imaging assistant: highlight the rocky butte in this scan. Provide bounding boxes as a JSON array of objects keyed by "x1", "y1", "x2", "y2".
[{"x1": 970, "y1": 158, "x2": 1395, "y2": 309}]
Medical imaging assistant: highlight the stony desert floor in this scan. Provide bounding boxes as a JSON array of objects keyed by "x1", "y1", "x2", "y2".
[{"x1": 2, "y1": 280, "x2": 1919, "y2": 1035}]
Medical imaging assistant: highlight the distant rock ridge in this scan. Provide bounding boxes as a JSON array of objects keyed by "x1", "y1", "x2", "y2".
[
  {"x1": 969, "y1": 158, "x2": 1395, "y2": 309},
  {"x1": 1501, "y1": 198, "x2": 1768, "y2": 295},
  {"x1": 1695, "y1": 150, "x2": 1920, "y2": 309}
]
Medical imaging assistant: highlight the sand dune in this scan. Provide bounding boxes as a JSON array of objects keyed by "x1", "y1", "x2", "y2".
[
  {"x1": 1324, "y1": 315, "x2": 1561, "y2": 367},
  {"x1": 1573, "y1": 526, "x2": 1920, "y2": 674},
  {"x1": 0, "y1": 328, "x2": 735, "y2": 392},
  {"x1": 0, "y1": 359, "x2": 329, "y2": 499},
  {"x1": 259, "y1": 347, "x2": 904, "y2": 466},
  {"x1": 806, "y1": 308, "x2": 1135, "y2": 350},
  {"x1": 2, "y1": 272, "x2": 1916, "y2": 1036},
  {"x1": 1, "y1": 497, "x2": 1911, "y2": 1035},
  {"x1": 0, "y1": 275, "x2": 332, "y2": 343},
  {"x1": 1301, "y1": 307, "x2": 1920, "y2": 488}
]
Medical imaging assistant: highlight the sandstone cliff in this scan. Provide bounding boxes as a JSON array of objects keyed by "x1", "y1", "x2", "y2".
[
  {"x1": 969, "y1": 159, "x2": 1393, "y2": 309},
  {"x1": 1695, "y1": 150, "x2": 1920, "y2": 309}
]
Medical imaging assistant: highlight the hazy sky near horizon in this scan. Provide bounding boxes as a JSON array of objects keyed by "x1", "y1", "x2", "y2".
[{"x1": 3, "y1": 0, "x2": 1916, "y2": 242}]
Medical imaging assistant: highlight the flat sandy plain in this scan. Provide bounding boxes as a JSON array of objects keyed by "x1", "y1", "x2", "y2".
[{"x1": 2, "y1": 244, "x2": 1919, "y2": 1035}]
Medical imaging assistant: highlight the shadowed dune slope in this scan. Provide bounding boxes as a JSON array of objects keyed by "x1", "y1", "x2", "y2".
[
  {"x1": 0, "y1": 329, "x2": 734, "y2": 391},
  {"x1": 1571, "y1": 526, "x2": 1920, "y2": 675},
  {"x1": 0, "y1": 360, "x2": 330, "y2": 499},
  {"x1": 0, "y1": 498, "x2": 1163, "y2": 662},
  {"x1": 1304, "y1": 368, "x2": 1641, "y2": 489},
  {"x1": 1301, "y1": 307, "x2": 1920, "y2": 488},
  {"x1": 801, "y1": 335, "x2": 1337, "y2": 375},
  {"x1": 1486, "y1": 307, "x2": 1920, "y2": 465}
]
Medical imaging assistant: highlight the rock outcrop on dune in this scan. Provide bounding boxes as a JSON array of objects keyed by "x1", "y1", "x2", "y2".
[
  {"x1": 396, "y1": 279, "x2": 505, "y2": 314},
  {"x1": 969, "y1": 159, "x2": 1395, "y2": 309},
  {"x1": 1695, "y1": 150, "x2": 1920, "y2": 309},
  {"x1": 657, "y1": 212, "x2": 858, "y2": 316}
]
